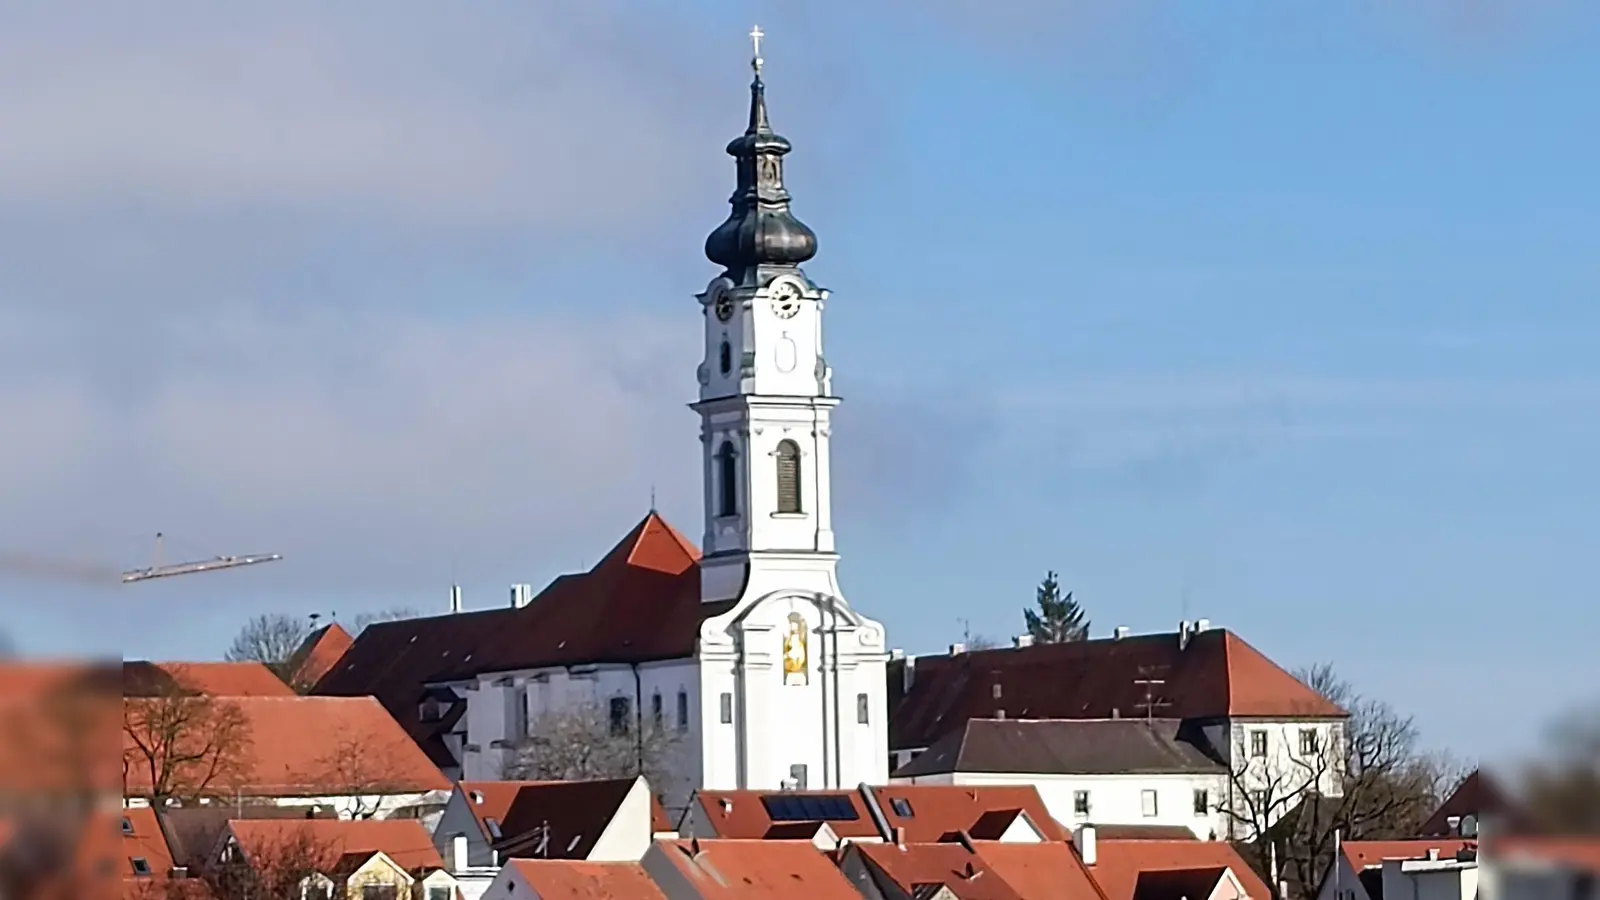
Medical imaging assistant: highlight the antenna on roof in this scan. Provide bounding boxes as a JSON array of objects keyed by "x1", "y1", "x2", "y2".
[
  {"x1": 650, "y1": 483, "x2": 658, "y2": 511},
  {"x1": 1133, "y1": 665, "x2": 1171, "y2": 726}
]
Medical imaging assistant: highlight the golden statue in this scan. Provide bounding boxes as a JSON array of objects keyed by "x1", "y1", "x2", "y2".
[{"x1": 782, "y1": 612, "x2": 808, "y2": 686}]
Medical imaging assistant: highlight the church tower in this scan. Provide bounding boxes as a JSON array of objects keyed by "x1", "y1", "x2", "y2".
[
  {"x1": 693, "y1": 28, "x2": 838, "y2": 607},
  {"x1": 692, "y1": 29, "x2": 889, "y2": 794}
]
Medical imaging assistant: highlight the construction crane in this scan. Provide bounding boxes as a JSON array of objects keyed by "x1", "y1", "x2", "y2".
[{"x1": 119, "y1": 532, "x2": 283, "y2": 585}]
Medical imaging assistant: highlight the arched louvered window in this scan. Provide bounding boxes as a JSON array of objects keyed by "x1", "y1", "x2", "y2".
[
  {"x1": 717, "y1": 441, "x2": 738, "y2": 517},
  {"x1": 775, "y1": 440, "x2": 802, "y2": 514},
  {"x1": 719, "y1": 340, "x2": 732, "y2": 375}
]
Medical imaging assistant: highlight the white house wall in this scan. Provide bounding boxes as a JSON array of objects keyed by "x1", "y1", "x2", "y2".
[
  {"x1": 896, "y1": 771, "x2": 1228, "y2": 840},
  {"x1": 588, "y1": 778, "x2": 655, "y2": 862},
  {"x1": 1225, "y1": 718, "x2": 1346, "y2": 837}
]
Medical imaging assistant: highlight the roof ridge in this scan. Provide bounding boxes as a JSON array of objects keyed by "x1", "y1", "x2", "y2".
[{"x1": 595, "y1": 510, "x2": 701, "y2": 575}]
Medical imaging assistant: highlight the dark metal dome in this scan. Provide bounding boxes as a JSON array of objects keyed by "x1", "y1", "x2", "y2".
[{"x1": 704, "y1": 70, "x2": 817, "y2": 284}]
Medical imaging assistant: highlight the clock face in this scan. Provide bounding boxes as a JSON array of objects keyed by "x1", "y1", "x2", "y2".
[
  {"x1": 714, "y1": 294, "x2": 734, "y2": 323},
  {"x1": 770, "y1": 283, "x2": 802, "y2": 319}
]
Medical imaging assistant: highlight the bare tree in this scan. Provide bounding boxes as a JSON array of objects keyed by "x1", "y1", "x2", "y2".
[
  {"x1": 199, "y1": 826, "x2": 338, "y2": 900},
  {"x1": 503, "y1": 701, "x2": 682, "y2": 789},
  {"x1": 965, "y1": 634, "x2": 1001, "y2": 651},
  {"x1": 1220, "y1": 664, "x2": 1463, "y2": 900},
  {"x1": 352, "y1": 606, "x2": 422, "y2": 635},
  {"x1": 123, "y1": 666, "x2": 256, "y2": 806},
  {"x1": 1518, "y1": 698, "x2": 1600, "y2": 834},
  {"x1": 301, "y1": 734, "x2": 419, "y2": 820},
  {"x1": 225, "y1": 614, "x2": 311, "y2": 680}
]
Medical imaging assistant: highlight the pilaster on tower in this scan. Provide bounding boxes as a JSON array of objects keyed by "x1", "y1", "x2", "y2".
[{"x1": 693, "y1": 32, "x2": 841, "y2": 605}]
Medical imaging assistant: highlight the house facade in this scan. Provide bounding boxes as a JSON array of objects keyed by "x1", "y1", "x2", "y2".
[
  {"x1": 887, "y1": 623, "x2": 1348, "y2": 838},
  {"x1": 314, "y1": 35, "x2": 889, "y2": 823}
]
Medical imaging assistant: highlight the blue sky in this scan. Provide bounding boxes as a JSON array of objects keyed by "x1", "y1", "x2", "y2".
[{"x1": 1, "y1": 1, "x2": 1595, "y2": 764}]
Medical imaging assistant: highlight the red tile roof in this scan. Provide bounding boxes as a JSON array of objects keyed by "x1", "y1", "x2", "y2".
[
  {"x1": 314, "y1": 513, "x2": 733, "y2": 764},
  {"x1": 652, "y1": 839, "x2": 861, "y2": 900},
  {"x1": 1488, "y1": 836, "x2": 1600, "y2": 873},
  {"x1": 872, "y1": 785, "x2": 1070, "y2": 844},
  {"x1": 690, "y1": 789, "x2": 883, "y2": 841},
  {"x1": 0, "y1": 662, "x2": 123, "y2": 795},
  {"x1": 284, "y1": 624, "x2": 354, "y2": 693},
  {"x1": 227, "y1": 819, "x2": 445, "y2": 873},
  {"x1": 1339, "y1": 840, "x2": 1476, "y2": 872},
  {"x1": 1091, "y1": 839, "x2": 1271, "y2": 900},
  {"x1": 853, "y1": 842, "x2": 1024, "y2": 900},
  {"x1": 123, "y1": 662, "x2": 295, "y2": 698},
  {"x1": 505, "y1": 859, "x2": 667, "y2": 900},
  {"x1": 122, "y1": 696, "x2": 449, "y2": 799},
  {"x1": 971, "y1": 840, "x2": 1110, "y2": 900},
  {"x1": 890, "y1": 629, "x2": 1346, "y2": 751}
]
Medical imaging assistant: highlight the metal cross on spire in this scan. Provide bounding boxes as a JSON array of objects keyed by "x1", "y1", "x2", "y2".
[{"x1": 750, "y1": 25, "x2": 765, "y2": 75}]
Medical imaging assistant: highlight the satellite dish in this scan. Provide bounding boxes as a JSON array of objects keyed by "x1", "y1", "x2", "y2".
[{"x1": 1461, "y1": 815, "x2": 1478, "y2": 838}]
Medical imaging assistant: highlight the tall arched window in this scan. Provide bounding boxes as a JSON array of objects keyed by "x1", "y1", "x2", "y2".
[
  {"x1": 717, "y1": 441, "x2": 738, "y2": 517},
  {"x1": 775, "y1": 440, "x2": 802, "y2": 514},
  {"x1": 719, "y1": 340, "x2": 732, "y2": 375}
]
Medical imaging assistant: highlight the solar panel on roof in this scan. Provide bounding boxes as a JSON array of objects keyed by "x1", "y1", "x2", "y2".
[{"x1": 761, "y1": 793, "x2": 860, "y2": 822}]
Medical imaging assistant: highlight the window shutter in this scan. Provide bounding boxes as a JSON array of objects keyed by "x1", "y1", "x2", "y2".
[{"x1": 775, "y1": 441, "x2": 801, "y2": 513}]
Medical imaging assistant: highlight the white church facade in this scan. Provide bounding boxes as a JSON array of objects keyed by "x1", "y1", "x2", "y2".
[{"x1": 314, "y1": 37, "x2": 889, "y2": 821}]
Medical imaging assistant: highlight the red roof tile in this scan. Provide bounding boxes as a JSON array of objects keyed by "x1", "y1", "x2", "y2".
[
  {"x1": 972, "y1": 840, "x2": 1110, "y2": 900},
  {"x1": 1488, "y1": 836, "x2": 1600, "y2": 873},
  {"x1": 1091, "y1": 839, "x2": 1271, "y2": 900},
  {"x1": 313, "y1": 513, "x2": 733, "y2": 765},
  {"x1": 284, "y1": 624, "x2": 354, "y2": 693},
  {"x1": 652, "y1": 839, "x2": 861, "y2": 900},
  {"x1": 123, "y1": 662, "x2": 294, "y2": 698},
  {"x1": 691, "y1": 789, "x2": 883, "y2": 840},
  {"x1": 1339, "y1": 840, "x2": 1476, "y2": 871},
  {"x1": 122, "y1": 696, "x2": 449, "y2": 799},
  {"x1": 891, "y1": 629, "x2": 1346, "y2": 751},
  {"x1": 873, "y1": 785, "x2": 1070, "y2": 844},
  {"x1": 227, "y1": 819, "x2": 445, "y2": 873},
  {"x1": 506, "y1": 859, "x2": 667, "y2": 900},
  {"x1": 853, "y1": 842, "x2": 1024, "y2": 900}
]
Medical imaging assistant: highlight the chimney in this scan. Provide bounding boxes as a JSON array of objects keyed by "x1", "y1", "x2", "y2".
[
  {"x1": 1113, "y1": 626, "x2": 1130, "y2": 641},
  {"x1": 950, "y1": 643, "x2": 966, "y2": 656},
  {"x1": 449, "y1": 585, "x2": 463, "y2": 614},
  {"x1": 1447, "y1": 815, "x2": 1462, "y2": 835},
  {"x1": 1075, "y1": 824, "x2": 1097, "y2": 866},
  {"x1": 451, "y1": 834, "x2": 469, "y2": 872},
  {"x1": 1195, "y1": 618, "x2": 1210, "y2": 632},
  {"x1": 890, "y1": 648, "x2": 905, "y2": 661},
  {"x1": 1013, "y1": 635, "x2": 1034, "y2": 648},
  {"x1": 893, "y1": 826, "x2": 905, "y2": 850},
  {"x1": 510, "y1": 583, "x2": 533, "y2": 608},
  {"x1": 1178, "y1": 621, "x2": 1192, "y2": 650},
  {"x1": 1425, "y1": 848, "x2": 1439, "y2": 862}
]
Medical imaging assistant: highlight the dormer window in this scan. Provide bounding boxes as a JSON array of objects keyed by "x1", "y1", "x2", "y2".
[{"x1": 120, "y1": 817, "x2": 134, "y2": 835}]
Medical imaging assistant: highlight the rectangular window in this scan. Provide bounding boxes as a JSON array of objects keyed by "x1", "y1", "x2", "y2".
[
  {"x1": 1193, "y1": 789, "x2": 1209, "y2": 815},
  {"x1": 1141, "y1": 789, "x2": 1159, "y2": 818},
  {"x1": 891, "y1": 797, "x2": 914, "y2": 817},
  {"x1": 677, "y1": 690, "x2": 690, "y2": 731},
  {"x1": 362, "y1": 886, "x2": 398, "y2": 900},
  {"x1": 789, "y1": 764, "x2": 808, "y2": 790},
  {"x1": 719, "y1": 692, "x2": 733, "y2": 724},
  {"x1": 130, "y1": 858, "x2": 151, "y2": 877},
  {"x1": 608, "y1": 697, "x2": 632, "y2": 736},
  {"x1": 1073, "y1": 791, "x2": 1091, "y2": 816},
  {"x1": 857, "y1": 693, "x2": 870, "y2": 725},
  {"x1": 1299, "y1": 728, "x2": 1319, "y2": 755},
  {"x1": 1250, "y1": 729, "x2": 1268, "y2": 758},
  {"x1": 1251, "y1": 790, "x2": 1268, "y2": 813},
  {"x1": 428, "y1": 887, "x2": 452, "y2": 900},
  {"x1": 651, "y1": 693, "x2": 664, "y2": 729}
]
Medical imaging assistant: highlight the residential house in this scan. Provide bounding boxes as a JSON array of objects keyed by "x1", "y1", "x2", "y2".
[
  {"x1": 1084, "y1": 828, "x2": 1273, "y2": 900},
  {"x1": 122, "y1": 695, "x2": 451, "y2": 818},
  {"x1": 840, "y1": 838, "x2": 1026, "y2": 900},
  {"x1": 889, "y1": 623, "x2": 1348, "y2": 837},
  {"x1": 891, "y1": 718, "x2": 1228, "y2": 839},
  {"x1": 481, "y1": 859, "x2": 667, "y2": 900},
  {"x1": 216, "y1": 818, "x2": 459, "y2": 900},
  {"x1": 432, "y1": 777, "x2": 674, "y2": 867},
  {"x1": 641, "y1": 838, "x2": 863, "y2": 900},
  {"x1": 1419, "y1": 771, "x2": 1527, "y2": 839},
  {"x1": 1316, "y1": 841, "x2": 1478, "y2": 900},
  {"x1": 681, "y1": 783, "x2": 1068, "y2": 845}
]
